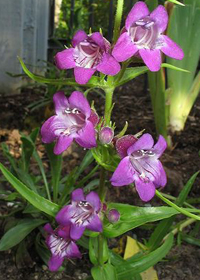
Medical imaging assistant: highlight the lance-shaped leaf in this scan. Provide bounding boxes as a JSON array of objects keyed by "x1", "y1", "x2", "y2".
[
  {"x1": 0, "y1": 163, "x2": 60, "y2": 217},
  {"x1": 0, "y1": 219, "x2": 46, "y2": 251}
]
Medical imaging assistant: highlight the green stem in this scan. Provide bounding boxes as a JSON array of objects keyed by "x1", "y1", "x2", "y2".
[
  {"x1": 113, "y1": 0, "x2": 124, "y2": 44},
  {"x1": 163, "y1": 218, "x2": 195, "y2": 241},
  {"x1": 98, "y1": 167, "x2": 106, "y2": 202},
  {"x1": 98, "y1": 234, "x2": 104, "y2": 265},
  {"x1": 104, "y1": 87, "x2": 114, "y2": 125},
  {"x1": 156, "y1": 190, "x2": 200, "y2": 221}
]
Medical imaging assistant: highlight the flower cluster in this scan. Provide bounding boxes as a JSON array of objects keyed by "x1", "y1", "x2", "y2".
[{"x1": 44, "y1": 189, "x2": 102, "y2": 271}]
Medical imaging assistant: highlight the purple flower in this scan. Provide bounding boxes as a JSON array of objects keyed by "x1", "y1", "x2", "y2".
[
  {"x1": 55, "y1": 30, "x2": 120, "y2": 84},
  {"x1": 99, "y1": 126, "x2": 114, "y2": 145},
  {"x1": 41, "y1": 91, "x2": 97, "y2": 154},
  {"x1": 44, "y1": 223, "x2": 81, "y2": 271},
  {"x1": 56, "y1": 189, "x2": 102, "y2": 239},
  {"x1": 112, "y1": 2, "x2": 184, "y2": 71},
  {"x1": 110, "y1": 133, "x2": 167, "y2": 202}
]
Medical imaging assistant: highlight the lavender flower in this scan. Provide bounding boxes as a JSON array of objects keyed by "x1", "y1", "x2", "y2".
[
  {"x1": 99, "y1": 126, "x2": 114, "y2": 145},
  {"x1": 41, "y1": 91, "x2": 97, "y2": 154},
  {"x1": 112, "y1": 2, "x2": 184, "y2": 71},
  {"x1": 44, "y1": 223, "x2": 81, "y2": 271},
  {"x1": 55, "y1": 30, "x2": 120, "y2": 84},
  {"x1": 56, "y1": 189, "x2": 102, "y2": 240},
  {"x1": 110, "y1": 133, "x2": 167, "y2": 202}
]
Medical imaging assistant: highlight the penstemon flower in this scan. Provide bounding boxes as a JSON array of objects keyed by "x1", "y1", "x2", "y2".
[
  {"x1": 112, "y1": 1, "x2": 184, "y2": 71},
  {"x1": 44, "y1": 223, "x2": 81, "y2": 271},
  {"x1": 110, "y1": 133, "x2": 167, "y2": 202},
  {"x1": 55, "y1": 30, "x2": 121, "y2": 84},
  {"x1": 56, "y1": 189, "x2": 102, "y2": 240},
  {"x1": 41, "y1": 91, "x2": 97, "y2": 154}
]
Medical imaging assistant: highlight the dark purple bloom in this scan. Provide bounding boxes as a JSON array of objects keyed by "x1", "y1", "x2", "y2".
[
  {"x1": 56, "y1": 188, "x2": 102, "y2": 239},
  {"x1": 99, "y1": 126, "x2": 114, "y2": 145},
  {"x1": 107, "y1": 209, "x2": 120, "y2": 223},
  {"x1": 44, "y1": 223, "x2": 81, "y2": 271},
  {"x1": 55, "y1": 30, "x2": 121, "y2": 84},
  {"x1": 112, "y1": 2, "x2": 184, "y2": 71},
  {"x1": 110, "y1": 133, "x2": 167, "y2": 202},
  {"x1": 41, "y1": 91, "x2": 97, "y2": 154}
]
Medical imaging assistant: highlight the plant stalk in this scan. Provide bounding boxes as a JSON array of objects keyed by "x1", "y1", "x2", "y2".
[{"x1": 113, "y1": 0, "x2": 124, "y2": 44}]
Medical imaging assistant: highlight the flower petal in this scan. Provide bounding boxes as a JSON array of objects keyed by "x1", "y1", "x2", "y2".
[
  {"x1": 57, "y1": 226, "x2": 71, "y2": 239},
  {"x1": 90, "y1": 32, "x2": 105, "y2": 49},
  {"x1": 135, "y1": 178, "x2": 155, "y2": 202},
  {"x1": 71, "y1": 188, "x2": 85, "y2": 202},
  {"x1": 87, "y1": 215, "x2": 103, "y2": 232},
  {"x1": 65, "y1": 241, "x2": 82, "y2": 258},
  {"x1": 112, "y1": 32, "x2": 138, "y2": 62},
  {"x1": 74, "y1": 67, "x2": 96, "y2": 84},
  {"x1": 127, "y1": 133, "x2": 154, "y2": 155},
  {"x1": 153, "y1": 135, "x2": 167, "y2": 158},
  {"x1": 75, "y1": 121, "x2": 96, "y2": 149},
  {"x1": 54, "y1": 135, "x2": 73, "y2": 155},
  {"x1": 116, "y1": 135, "x2": 137, "y2": 158},
  {"x1": 70, "y1": 224, "x2": 85, "y2": 240},
  {"x1": 44, "y1": 223, "x2": 53, "y2": 234},
  {"x1": 110, "y1": 156, "x2": 134, "y2": 186},
  {"x1": 125, "y1": 1, "x2": 149, "y2": 30},
  {"x1": 41, "y1": 116, "x2": 58, "y2": 143},
  {"x1": 48, "y1": 255, "x2": 64, "y2": 272},
  {"x1": 69, "y1": 91, "x2": 91, "y2": 118},
  {"x1": 56, "y1": 205, "x2": 75, "y2": 225},
  {"x1": 154, "y1": 160, "x2": 167, "y2": 188},
  {"x1": 88, "y1": 109, "x2": 99, "y2": 127},
  {"x1": 86, "y1": 191, "x2": 101, "y2": 212},
  {"x1": 161, "y1": 35, "x2": 184, "y2": 60},
  {"x1": 97, "y1": 53, "x2": 121, "y2": 76},
  {"x1": 139, "y1": 49, "x2": 162, "y2": 72},
  {"x1": 53, "y1": 91, "x2": 69, "y2": 115},
  {"x1": 55, "y1": 48, "x2": 76, "y2": 70},
  {"x1": 72, "y1": 30, "x2": 88, "y2": 47},
  {"x1": 150, "y1": 5, "x2": 168, "y2": 33}
]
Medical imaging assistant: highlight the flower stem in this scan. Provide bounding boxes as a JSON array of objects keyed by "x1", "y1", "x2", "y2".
[
  {"x1": 156, "y1": 190, "x2": 200, "y2": 221},
  {"x1": 113, "y1": 0, "x2": 124, "y2": 44},
  {"x1": 104, "y1": 87, "x2": 114, "y2": 125},
  {"x1": 98, "y1": 167, "x2": 106, "y2": 202},
  {"x1": 98, "y1": 234, "x2": 104, "y2": 265}
]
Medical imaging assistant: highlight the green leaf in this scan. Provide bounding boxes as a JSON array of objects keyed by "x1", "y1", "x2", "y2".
[
  {"x1": 0, "y1": 163, "x2": 60, "y2": 217},
  {"x1": 167, "y1": 0, "x2": 185, "y2": 6},
  {"x1": 147, "y1": 171, "x2": 199, "y2": 250},
  {"x1": 114, "y1": 66, "x2": 148, "y2": 87},
  {"x1": 161, "y1": 63, "x2": 189, "y2": 73},
  {"x1": 113, "y1": 234, "x2": 173, "y2": 279},
  {"x1": 45, "y1": 143, "x2": 62, "y2": 201},
  {"x1": 103, "y1": 203, "x2": 179, "y2": 238},
  {"x1": 75, "y1": 150, "x2": 94, "y2": 180},
  {"x1": 89, "y1": 236, "x2": 109, "y2": 266},
  {"x1": 18, "y1": 57, "x2": 100, "y2": 88},
  {"x1": 180, "y1": 232, "x2": 200, "y2": 247},
  {"x1": 0, "y1": 219, "x2": 46, "y2": 251},
  {"x1": 91, "y1": 263, "x2": 117, "y2": 280}
]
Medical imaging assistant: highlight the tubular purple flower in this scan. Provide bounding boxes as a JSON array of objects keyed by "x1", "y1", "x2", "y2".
[
  {"x1": 56, "y1": 188, "x2": 103, "y2": 240},
  {"x1": 99, "y1": 126, "x2": 114, "y2": 145},
  {"x1": 41, "y1": 91, "x2": 97, "y2": 154},
  {"x1": 55, "y1": 30, "x2": 121, "y2": 84},
  {"x1": 110, "y1": 133, "x2": 167, "y2": 202},
  {"x1": 44, "y1": 223, "x2": 81, "y2": 272},
  {"x1": 112, "y1": 2, "x2": 184, "y2": 71}
]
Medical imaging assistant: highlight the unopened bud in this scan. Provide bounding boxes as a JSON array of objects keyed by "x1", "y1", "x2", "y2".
[
  {"x1": 107, "y1": 209, "x2": 120, "y2": 223},
  {"x1": 99, "y1": 127, "x2": 114, "y2": 145}
]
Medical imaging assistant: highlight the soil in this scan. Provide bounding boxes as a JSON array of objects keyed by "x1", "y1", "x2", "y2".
[{"x1": 0, "y1": 75, "x2": 200, "y2": 280}]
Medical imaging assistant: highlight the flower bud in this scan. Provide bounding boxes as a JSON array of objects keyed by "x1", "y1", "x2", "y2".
[
  {"x1": 107, "y1": 209, "x2": 120, "y2": 223},
  {"x1": 99, "y1": 126, "x2": 114, "y2": 145}
]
